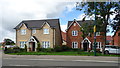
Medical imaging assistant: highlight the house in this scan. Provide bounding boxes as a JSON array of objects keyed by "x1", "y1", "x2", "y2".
[
  {"x1": 66, "y1": 19, "x2": 104, "y2": 51},
  {"x1": 106, "y1": 36, "x2": 113, "y2": 45},
  {"x1": 14, "y1": 19, "x2": 62, "y2": 52},
  {"x1": 113, "y1": 27, "x2": 120, "y2": 47},
  {"x1": 61, "y1": 31, "x2": 67, "y2": 45}
]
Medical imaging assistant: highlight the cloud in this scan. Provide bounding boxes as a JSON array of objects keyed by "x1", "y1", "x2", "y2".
[
  {"x1": 77, "y1": 13, "x2": 95, "y2": 20},
  {"x1": 60, "y1": 24, "x2": 67, "y2": 32},
  {"x1": 0, "y1": 0, "x2": 75, "y2": 42}
]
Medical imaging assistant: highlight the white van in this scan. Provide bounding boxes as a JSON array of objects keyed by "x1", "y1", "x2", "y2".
[{"x1": 100, "y1": 45, "x2": 120, "y2": 54}]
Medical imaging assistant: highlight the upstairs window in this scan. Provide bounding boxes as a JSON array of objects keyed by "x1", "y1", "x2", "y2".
[
  {"x1": 43, "y1": 28, "x2": 49, "y2": 34},
  {"x1": 96, "y1": 32, "x2": 100, "y2": 36},
  {"x1": 72, "y1": 42, "x2": 78, "y2": 48},
  {"x1": 72, "y1": 30, "x2": 78, "y2": 36},
  {"x1": 32, "y1": 29, "x2": 36, "y2": 34},
  {"x1": 21, "y1": 29, "x2": 26, "y2": 35},
  {"x1": 74, "y1": 23, "x2": 76, "y2": 26}
]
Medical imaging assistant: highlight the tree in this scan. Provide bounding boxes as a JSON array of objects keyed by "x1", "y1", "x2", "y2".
[
  {"x1": 76, "y1": 2, "x2": 120, "y2": 54},
  {"x1": 4, "y1": 38, "x2": 15, "y2": 45},
  {"x1": 111, "y1": 5, "x2": 120, "y2": 31},
  {"x1": 80, "y1": 21, "x2": 94, "y2": 39}
]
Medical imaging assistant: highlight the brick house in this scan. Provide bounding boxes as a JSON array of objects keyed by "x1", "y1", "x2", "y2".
[
  {"x1": 106, "y1": 36, "x2": 113, "y2": 45},
  {"x1": 61, "y1": 31, "x2": 67, "y2": 45},
  {"x1": 14, "y1": 19, "x2": 62, "y2": 52},
  {"x1": 66, "y1": 19, "x2": 104, "y2": 51},
  {"x1": 113, "y1": 28, "x2": 120, "y2": 47}
]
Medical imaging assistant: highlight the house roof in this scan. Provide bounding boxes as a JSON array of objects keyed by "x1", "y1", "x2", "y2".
[
  {"x1": 67, "y1": 19, "x2": 94, "y2": 29},
  {"x1": 14, "y1": 19, "x2": 60, "y2": 29},
  {"x1": 61, "y1": 31, "x2": 66, "y2": 41}
]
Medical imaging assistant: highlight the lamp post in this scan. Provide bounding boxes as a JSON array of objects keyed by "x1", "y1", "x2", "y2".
[{"x1": 94, "y1": 1, "x2": 97, "y2": 56}]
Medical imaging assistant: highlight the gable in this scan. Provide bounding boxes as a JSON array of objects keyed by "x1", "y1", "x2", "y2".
[
  {"x1": 19, "y1": 23, "x2": 27, "y2": 29},
  {"x1": 41, "y1": 22, "x2": 50, "y2": 29},
  {"x1": 66, "y1": 20, "x2": 81, "y2": 31}
]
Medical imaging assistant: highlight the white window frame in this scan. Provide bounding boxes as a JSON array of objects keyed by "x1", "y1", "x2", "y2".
[
  {"x1": 72, "y1": 42, "x2": 78, "y2": 48},
  {"x1": 74, "y1": 23, "x2": 76, "y2": 26},
  {"x1": 32, "y1": 29, "x2": 36, "y2": 34},
  {"x1": 96, "y1": 42, "x2": 101, "y2": 49},
  {"x1": 42, "y1": 41, "x2": 50, "y2": 48},
  {"x1": 21, "y1": 29, "x2": 26, "y2": 35},
  {"x1": 20, "y1": 41, "x2": 26, "y2": 48},
  {"x1": 43, "y1": 28, "x2": 49, "y2": 34},
  {"x1": 96, "y1": 32, "x2": 100, "y2": 36},
  {"x1": 72, "y1": 30, "x2": 78, "y2": 36}
]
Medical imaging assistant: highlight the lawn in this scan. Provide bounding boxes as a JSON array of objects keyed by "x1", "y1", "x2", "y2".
[{"x1": 7, "y1": 51, "x2": 120, "y2": 57}]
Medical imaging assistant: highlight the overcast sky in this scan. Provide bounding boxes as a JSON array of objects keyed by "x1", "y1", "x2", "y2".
[{"x1": 0, "y1": 0, "x2": 116, "y2": 42}]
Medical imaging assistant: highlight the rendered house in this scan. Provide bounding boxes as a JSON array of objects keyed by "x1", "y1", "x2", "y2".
[
  {"x1": 66, "y1": 19, "x2": 104, "y2": 51},
  {"x1": 14, "y1": 19, "x2": 62, "y2": 52},
  {"x1": 113, "y1": 27, "x2": 120, "y2": 47}
]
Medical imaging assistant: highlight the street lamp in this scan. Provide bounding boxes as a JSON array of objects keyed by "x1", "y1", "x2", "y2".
[{"x1": 94, "y1": 1, "x2": 97, "y2": 56}]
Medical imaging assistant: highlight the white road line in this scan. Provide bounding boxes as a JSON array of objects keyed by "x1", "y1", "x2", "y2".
[
  {"x1": 8, "y1": 64, "x2": 30, "y2": 66},
  {"x1": 3, "y1": 58, "x2": 119, "y2": 63}
]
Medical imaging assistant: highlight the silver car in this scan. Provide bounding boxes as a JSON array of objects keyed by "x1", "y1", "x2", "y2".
[{"x1": 100, "y1": 45, "x2": 120, "y2": 54}]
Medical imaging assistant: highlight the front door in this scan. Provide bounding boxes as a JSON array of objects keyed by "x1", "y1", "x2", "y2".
[
  {"x1": 83, "y1": 42, "x2": 89, "y2": 51},
  {"x1": 32, "y1": 42, "x2": 35, "y2": 51}
]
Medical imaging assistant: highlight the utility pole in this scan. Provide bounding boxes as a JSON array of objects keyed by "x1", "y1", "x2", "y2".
[{"x1": 94, "y1": 1, "x2": 97, "y2": 56}]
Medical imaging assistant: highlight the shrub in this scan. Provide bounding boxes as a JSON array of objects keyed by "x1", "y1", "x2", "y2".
[
  {"x1": 24, "y1": 44, "x2": 27, "y2": 52},
  {"x1": 54, "y1": 45, "x2": 62, "y2": 52},
  {"x1": 61, "y1": 45, "x2": 71, "y2": 51},
  {"x1": 37, "y1": 43, "x2": 41, "y2": 52},
  {"x1": 71, "y1": 48, "x2": 83, "y2": 52},
  {"x1": 38, "y1": 48, "x2": 54, "y2": 52},
  {"x1": 4, "y1": 47, "x2": 21, "y2": 54}
]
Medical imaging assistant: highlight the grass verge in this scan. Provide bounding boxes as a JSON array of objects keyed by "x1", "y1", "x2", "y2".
[{"x1": 7, "y1": 51, "x2": 120, "y2": 57}]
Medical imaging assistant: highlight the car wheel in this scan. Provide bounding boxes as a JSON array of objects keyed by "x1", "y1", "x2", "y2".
[{"x1": 104, "y1": 50, "x2": 109, "y2": 54}]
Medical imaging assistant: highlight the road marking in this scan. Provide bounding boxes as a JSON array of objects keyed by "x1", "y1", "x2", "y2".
[
  {"x1": 8, "y1": 64, "x2": 30, "y2": 66},
  {"x1": 3, "y1": 58, "x2": 119, "y2": 63}
]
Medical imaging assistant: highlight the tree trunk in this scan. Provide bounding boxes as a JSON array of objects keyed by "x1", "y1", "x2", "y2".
[{"x1": 102, "y1": 21, "x2": 107, "y2": 55}]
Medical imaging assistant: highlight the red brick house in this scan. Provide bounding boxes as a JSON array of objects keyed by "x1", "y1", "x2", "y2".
[
  {"x1": 61, "y1": 31, "x2": 67, "y2": 45},
  {"x1": 113, "y1": 28, "x2": 120, "y2": 47},
  {"x1": 106, "y1": 36, "x2": 113, "y2": 45},
  {"x1": 66, "y1": 19, "x2": 104, "y2": 51}
]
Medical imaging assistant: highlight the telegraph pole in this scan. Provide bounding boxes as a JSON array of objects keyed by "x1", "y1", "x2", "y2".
[{"x1": 94, "y1": 1, "x2": 97, "y2": 56}]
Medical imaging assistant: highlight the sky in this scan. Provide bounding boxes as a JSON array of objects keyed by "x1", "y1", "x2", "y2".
[{"x1": 0, "y1": 0, "x2": 116, "y2": 42}]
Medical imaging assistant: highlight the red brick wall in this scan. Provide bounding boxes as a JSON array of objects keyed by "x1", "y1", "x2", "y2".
[
  {"x1": 113, "y1": 30, "x2": 120, "y2": 47},
  {"x1": 66, "y1": 22, "x2": 83, "y2": 48}
]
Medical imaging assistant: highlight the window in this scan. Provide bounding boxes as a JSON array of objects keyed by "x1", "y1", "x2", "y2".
[
  {"x1": 42, "y1": 41, "x2": 50, "y2": 48},
  {"x1": 74, "y1": 23, "x2": 76, "y2": 26},
  {"x1": 20, "y1": 41, "x2": 26, "y2": 48},
  {"x1": 72, "y1": 31, "x2": 78, "y2": 36},
  {"x1": 43, "y1": 29, "x2": 49, "y2": 34},
  {"x1": 32, "y1": 29, "x2": 36, "y2": 34},
  {"x1": 96, "y1": 42, "x2": 101, "y2": 49},
  {"x1": 96, "y1": 32, "x2": 100, "y2": 36},
  {"x1": 118, "y1": 33, "x2": 120, "y2": 36},
  {"x1": 72, "y1": 42, "x2": 78, "y2": 48},
  {"x1": 21, "y1": 29, "x2": 26, "y2": 35}
]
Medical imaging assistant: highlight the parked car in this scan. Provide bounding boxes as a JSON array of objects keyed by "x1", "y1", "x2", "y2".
[
  {"x1": 4, "y1": 45, "x2": 16, "y2": 50},
  {"x1": 100, "y1": 45, "x2": 120, "y2": 54}
]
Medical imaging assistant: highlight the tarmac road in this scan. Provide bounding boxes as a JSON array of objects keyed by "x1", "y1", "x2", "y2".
[{"x1": 2, "y1": 53, "x2": 120, "y2": 66}]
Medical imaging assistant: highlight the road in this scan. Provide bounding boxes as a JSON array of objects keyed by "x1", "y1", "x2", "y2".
[
  {"x1": 2, "y1": 58, "x2": 119, "y2": 66},
  {"x1": 1, "y1": 50, "x2": 120, "y2": 68}
]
